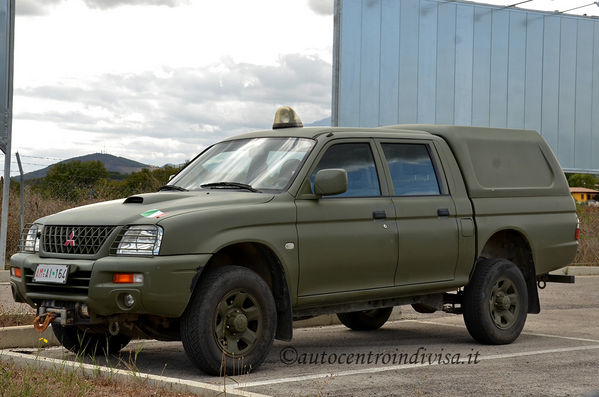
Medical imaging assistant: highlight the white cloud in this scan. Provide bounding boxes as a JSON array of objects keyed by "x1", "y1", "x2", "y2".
[
  {"x1": 15, "y1": 0, "x2": 64, "y2": 16},
  {"x1": 12, "y1": 53, "x2": 332, "y2": 168},
  {"x1": 81, "y1": 0, "x2": 189, "y2": 9},
  {"x1": 10, "y1": 1, "x2": 334, "y2": 173},
  {"x1": 307, "y1": 0, "x2": 334, "y2": 16}
]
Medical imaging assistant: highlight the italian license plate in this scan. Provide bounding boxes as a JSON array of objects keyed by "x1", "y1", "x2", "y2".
[{"x1": 34, "y1": 264, "x2": 69, "y2": 284}]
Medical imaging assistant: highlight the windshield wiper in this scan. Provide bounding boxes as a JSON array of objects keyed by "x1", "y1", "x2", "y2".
[
  {"x1": 158, "y1": 185, "x2": 188, "y2": 192},
  {"x1": 200, "y1": 182, "x2": 260, "y2": 193}
]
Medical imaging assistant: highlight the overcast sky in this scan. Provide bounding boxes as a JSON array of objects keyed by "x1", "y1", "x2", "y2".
[{"x1": 6, "y1": 0, "x2": 599, "y2": 174}]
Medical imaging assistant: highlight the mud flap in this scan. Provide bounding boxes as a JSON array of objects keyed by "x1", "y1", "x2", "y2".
[{"x1": 525, "y1": 266, "x2": 540, "y2": 314}]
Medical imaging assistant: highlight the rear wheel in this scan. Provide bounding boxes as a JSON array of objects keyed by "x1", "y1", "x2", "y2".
[
  {"x1": 463, "y1": 258, "x2": 528, "y2": 344},
  {"x1": 337, "y1": 307, "x2": 393, "y2": 331},
  {"x1": 51, "y1": 324, "x2": 131, "y2": 356},
  {"x1": 181, "y1": 266, "x2": 277, "y2": 376}
]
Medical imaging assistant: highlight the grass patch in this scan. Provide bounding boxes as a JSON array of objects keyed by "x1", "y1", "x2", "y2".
[
  {"x1": 0, "y1": 314, "x2": 36, "y2": 328},
  {"x1": 0, "y1": 360, "x2": 205, "y2": 397}
]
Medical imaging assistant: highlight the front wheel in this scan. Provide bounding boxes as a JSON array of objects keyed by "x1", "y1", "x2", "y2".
[
  {"x1": 337, "y1": 307, "x2": 393, "y2": 331},
  {"x1": 463, "y1": 258, "x2": 528, "y2": 344},
  {"x1": 180, "y1": 266, "x2": 277, "y2": 376},
  {"x1": 51, "y1": 324, "x2": 131, "y2": 356}
]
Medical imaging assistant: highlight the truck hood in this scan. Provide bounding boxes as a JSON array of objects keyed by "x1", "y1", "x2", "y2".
[{"x1": 37, "y1": 191, "x2": 275, "y2": 226}]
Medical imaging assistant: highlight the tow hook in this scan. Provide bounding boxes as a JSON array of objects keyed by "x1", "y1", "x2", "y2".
[
  {"x1": 33, "y1": 313, "x2": 56, "y2": 333},
  {"x1": 537, "y1": 273, "x2": 575, "y2": 289}
]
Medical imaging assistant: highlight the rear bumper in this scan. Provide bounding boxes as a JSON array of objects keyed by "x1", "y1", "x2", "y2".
[{"x1": 9, "y1": 252, "x2": 212, "y2": 318}]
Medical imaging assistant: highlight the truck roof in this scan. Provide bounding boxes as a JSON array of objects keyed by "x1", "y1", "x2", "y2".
[
  {"x1": 387, "y1": 124, "x2": 570, "y2": 198},
  {"x1": 228, "y1": 122, "x2": 569, "y2": 198}
]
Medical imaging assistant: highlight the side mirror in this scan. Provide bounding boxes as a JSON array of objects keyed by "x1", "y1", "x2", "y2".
[
  {"x1": 168, "y1": 174, "x2": 175, "y2": 181},
  {"x1": 314, "y1": 169, "x2": 348, "y2": 196}
]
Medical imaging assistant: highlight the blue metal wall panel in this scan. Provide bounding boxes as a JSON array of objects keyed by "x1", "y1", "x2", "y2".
[
  {"x1": 454, "y1": 4, "x2": 474, "y2": 126},
  {"x1": 507, "y1": 12, "x2": 526, "y2": 129},
  {"x1": 524, "y1": 13, "x2": 543, "y2": 132},
  {"x1": 471, "y1": 7, "x2": 492, "y2": 127},
  {"x1": 359, "y1": 0, "x2": 381, "y2": 127},
  {"x1": 575, "y1": 20, "x2": 594, "y2": 171},
  {"x1": 557, "y1": 18, "x2": 577, "y2": 168},
  {"x1": 379, "y1": 0, "x2": 401, "y2": 126},
  {"x1": 593, "y1": 24, "x2": 599, "y2": 162},
  {"x1": 436, "y1": 3, "x2": 456, "y2": 124},
  {"x1": 337, "y1": 2, "x2": 361, "y2": 126},
  {"x1": 335, "y1": 0, "x2": 599, "y2": 172},
  {"x1": 541, "y1": 15, "x2": 561, "y2": 153},
  {"x1": 417, "y1": 0, "x2": 437, "y2": 123},
  {"x1": 489, "y1": 11, "x2": 509, "y2": 128}
]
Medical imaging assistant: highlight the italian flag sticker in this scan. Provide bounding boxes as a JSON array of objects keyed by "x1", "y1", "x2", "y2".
[{"x1": 141, "y1": 209, "x2": 168, "y2": 218}]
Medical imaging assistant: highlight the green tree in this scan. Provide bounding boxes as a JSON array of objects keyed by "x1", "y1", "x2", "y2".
[
  {"x1": 119, "y1": 165, "x2": 183, "y2": 197},
  {"x1": 567, "y1": 173, "x2": 599, "y2": 188},
  {"x1": 37, "y1": 160, "x2": 109, "y2": 201}
]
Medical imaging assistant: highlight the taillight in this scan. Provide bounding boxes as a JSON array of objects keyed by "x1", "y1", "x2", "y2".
[{"x1": 575, "y1": 216, "x2": 580, "y2": 241}]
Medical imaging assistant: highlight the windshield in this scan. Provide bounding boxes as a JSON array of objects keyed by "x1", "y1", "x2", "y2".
[{"x1": 168, "y1": 137, "x2": 315, "y2": 192}]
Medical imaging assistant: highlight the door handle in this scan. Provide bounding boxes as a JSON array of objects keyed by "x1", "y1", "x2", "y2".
[
  {"x1": 373, "y1": 210, "x2": 387, "y2": 220},
  {"x1": 437, "y1": 208, "x2": 450, "y2": 217}
]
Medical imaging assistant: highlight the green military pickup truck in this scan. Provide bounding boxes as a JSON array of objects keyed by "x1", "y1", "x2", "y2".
[{"x1": 10, "y1": 107, "x2": 578, "y2": 375}]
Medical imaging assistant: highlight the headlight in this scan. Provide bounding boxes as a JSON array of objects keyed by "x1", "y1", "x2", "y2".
[
  {"x1": 20, "y1": 224, "x2": 41, "y2": 253},
  {"x1": 116, "y1": 225, "x2": 163, "y2": 256}
]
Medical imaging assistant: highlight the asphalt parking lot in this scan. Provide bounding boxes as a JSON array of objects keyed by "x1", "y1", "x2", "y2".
[{"x1": 3, "y1": 276, "x2": 599, "y2": 396}]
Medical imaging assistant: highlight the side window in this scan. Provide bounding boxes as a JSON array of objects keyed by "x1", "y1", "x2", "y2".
[
  {"x1": 311, "y1": 143, "x2": 381, "y2": 197},
  {"x1": 381, "y1": 143, "x2": 441, "y2": 196}
]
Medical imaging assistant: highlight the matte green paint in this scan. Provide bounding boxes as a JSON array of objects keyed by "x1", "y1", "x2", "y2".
[{"x1": 10, "y1": 124, "x2": 577, "y2": 333}]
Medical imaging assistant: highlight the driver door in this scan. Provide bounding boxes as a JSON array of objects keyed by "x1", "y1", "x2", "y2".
[{"x1": 295, "y1": 140, "x2": 399, "y2": 296}]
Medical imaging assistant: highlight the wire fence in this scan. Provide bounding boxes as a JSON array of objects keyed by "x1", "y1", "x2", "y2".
[
  {"x1": 0, "y1": 183, "x2": 597, "y2": 266},
  {"x1": 573, "y1": 205, "x2": 599, "y2": 265}
]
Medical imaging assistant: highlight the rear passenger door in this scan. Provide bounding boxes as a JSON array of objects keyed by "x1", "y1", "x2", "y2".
[{"x1": 376, "y1": 140, "x2": 460, "y2": 285}]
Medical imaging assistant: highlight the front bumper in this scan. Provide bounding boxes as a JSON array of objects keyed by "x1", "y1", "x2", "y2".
[{"x1": 9, "y1": 252, "x2": 211, "y2": 318}]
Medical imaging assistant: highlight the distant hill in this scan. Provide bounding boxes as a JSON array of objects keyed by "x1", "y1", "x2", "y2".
[
  {"x1": 306, "y1": 116, "x2": 331, "y2": 127},
  {"x1": 21, "y1": 153, "x2": 152, "y2": 181}
]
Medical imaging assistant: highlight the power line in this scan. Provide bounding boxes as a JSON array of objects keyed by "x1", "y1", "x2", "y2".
[
  {"x1": 558, "y1": 2, "x2": 599, "y2": 14},
  {"x1": 18, "y1": 154, "x2": 66, "y2": 161},
  {"x1": 11, "y1": 161, "x2": 48, "y2": 167}
]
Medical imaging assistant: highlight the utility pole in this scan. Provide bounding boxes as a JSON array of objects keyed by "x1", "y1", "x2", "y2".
[{"x1": 0, "y1": 0, "x2": 15, "y2": 268}]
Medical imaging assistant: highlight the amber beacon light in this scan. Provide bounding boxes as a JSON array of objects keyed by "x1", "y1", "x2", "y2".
[{"x1": 272, "y1": 106, "x2": 303, "y2": 129}]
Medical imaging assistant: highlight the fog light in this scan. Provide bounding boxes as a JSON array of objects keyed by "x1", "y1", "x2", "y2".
[
  {"x1": 123, "y1": 294, "x2": 135, "y2": 308},
  {"x1": 80, "y1": 304, "x2": 89, "y2": 317}
]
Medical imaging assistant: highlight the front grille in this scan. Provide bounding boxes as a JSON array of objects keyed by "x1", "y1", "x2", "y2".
[
  {"x1": 24, "y1": 268, "x2": 91, "y2": 296},
  {"x1": 42, "y1": 226, "x2": 115, "y2": 255}
]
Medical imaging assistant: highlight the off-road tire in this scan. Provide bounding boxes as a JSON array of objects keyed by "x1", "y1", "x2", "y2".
[
  {"x1": 337, "y1": 307, "x2": 393, "y2": 331},
  {"x1": 51, "y1": 324, "x2": 131, "y2": 356},
  {"x1": 180, "y1": 266, "x2": 277, "y2": 376},
  {"x1": 463, "y1": 258, "x2": 528, "y2": 344}
]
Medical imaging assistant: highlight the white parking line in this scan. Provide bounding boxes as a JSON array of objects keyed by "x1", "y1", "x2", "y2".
[
  {"x1": 404, "y1": 319, "x2": 599, "y2": 344},
  {"x1": 0, "y1": 349, "x2": 270, "y2": 397},
  {"x1": 233, "y1": 344, "x2": 599, "y2": 390}
]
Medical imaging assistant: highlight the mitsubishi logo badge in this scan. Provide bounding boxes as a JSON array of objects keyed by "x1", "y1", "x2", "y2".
[{"x1": 64, "y1": 231, "x2": 76, "y2": 247}]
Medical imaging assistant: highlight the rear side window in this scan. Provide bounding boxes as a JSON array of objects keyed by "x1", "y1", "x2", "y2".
[
  {"x1": 311, "y1": 143, "x2": 381, "y2": 197},
  {"x1": 381, "y1": 143, "x2": 441, "y2": 196}
]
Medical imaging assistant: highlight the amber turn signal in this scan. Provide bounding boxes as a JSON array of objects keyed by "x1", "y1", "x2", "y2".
[
  {"x1": 112, "y1": 273, "x2": 143, "y2": 284},
  {"x1": 10, "y1": 267, "x2": 21, "y2": 278}
]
